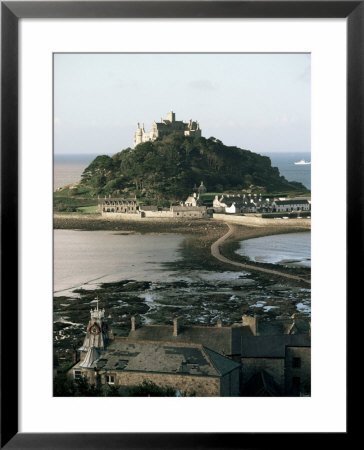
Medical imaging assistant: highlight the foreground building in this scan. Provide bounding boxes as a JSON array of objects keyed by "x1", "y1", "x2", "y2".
[
  {"x1": 69, "y1": 305, "x2": 240, "y2": 396},
  {"x1": 133, "y1": 111, "x2": 202, "y2": 147},
  {"x1": 68, "y1": 304, "x2": 310, "y2": 396}
]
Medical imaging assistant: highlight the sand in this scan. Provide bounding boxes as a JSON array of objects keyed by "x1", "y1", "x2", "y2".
[{"x1": 53, "y1": 213, "x2": 311, "y2": 283}]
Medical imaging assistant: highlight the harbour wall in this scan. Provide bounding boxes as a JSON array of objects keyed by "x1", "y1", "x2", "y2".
[{"x1": 212, "y1": 214, "x2": 311, "y2": 228}]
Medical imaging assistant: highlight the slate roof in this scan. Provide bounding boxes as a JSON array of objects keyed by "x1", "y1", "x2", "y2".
[
  {"x1": 258, "y1": 318, "x2": 310, "y2": 336},
  {"x1": 79, "y1": 339, "x2": 240, "y2": 377},
  {"x1": 204, "y1": 347, "x2": 241, "y2": 376},
  {"x1": 274, "y1": 200, "x2": 309, "y2": 205},
  {"x1": 172, "y1": 206, "x2": 206, "y2": 211},
  {"x1": 139, "y1": 205, "x2": 158, "y2": 211},
  {"x1": 241, "y1": 334, "x2": 311, "y2": 358},
  {"x1": 128, "y1": 324, "x2": 253, "y2": 356}
]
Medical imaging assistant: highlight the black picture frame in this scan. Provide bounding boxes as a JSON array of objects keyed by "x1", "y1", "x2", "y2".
[{"x1": 1, "y1": 1, "x2": 358, "y2": 448}]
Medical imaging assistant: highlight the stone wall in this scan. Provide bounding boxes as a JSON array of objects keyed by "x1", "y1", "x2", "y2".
[
  {"x1": 101, "y1": 212, "x2": 142, "y2": 220},
  {"x1": 71, "y1": 367, "x2": 239, "y2": 396},
  {"x1": 172, "y1": 210, "x2": 206, "y2": 219},
  {"x1": 103, "y1": 371, "x2": 221, "y2": 397},
  {"x1": 284, "y1": 347, "x2": 311, "y2": 395},
  {"x1": 213, "y1": 214, "x2": 311, "y2": 228},
  {"x1": 141, "y1": 210, "x2": 173, "y2": 218}
]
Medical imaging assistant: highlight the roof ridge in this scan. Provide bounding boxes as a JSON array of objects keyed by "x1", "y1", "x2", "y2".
[
  {"x1": 115, "y1": 337, "x2": 205, "y2": 348},
  {"x1": 201, "y1": 346, "x2": 222, "y2": 376},
  {"x1": 133, "y1": 324, "x2": 234, "y2": 330},
  {"x1": 203, "y1": 346, "x2": 240, "y2": 376}
]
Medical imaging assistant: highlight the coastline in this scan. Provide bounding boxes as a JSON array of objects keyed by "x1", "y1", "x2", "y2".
[{"x1": 54, "y1": 213, "x2": 311, "y2": 282}]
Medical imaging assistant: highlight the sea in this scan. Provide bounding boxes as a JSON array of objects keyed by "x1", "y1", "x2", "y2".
[{"x1": 261, "y1": 152, "x2": 311, "y2": 190}]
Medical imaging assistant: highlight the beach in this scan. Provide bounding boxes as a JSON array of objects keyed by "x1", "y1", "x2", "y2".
[{"x1": 54, "y1": 213, "x2": 310, "y2": 280}]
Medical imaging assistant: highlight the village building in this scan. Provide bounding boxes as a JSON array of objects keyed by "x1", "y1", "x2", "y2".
[
  {"x1": 133, "y1": 111, "x2": 201, "y2": 147},
  {"x1": 171, "y1": 205, "x2": 207, "y2": 218},
  {"x1": 213, "y1": 194, "x2": 311, "y2": 216},
  {"x1": 184, "y1": 192, "x2": 201, "y2": 207},
  {"x1": 99, "y1": 197, "x2": 138, "y2": 214},
  {"x1": 99, "y1": 197, "x2": 207, "y2": 219},
  {"x1": 213, "y1": 194, "x2": 266, "y2": 214},
  {"x1": 272, "y1": 199, "x2": 311, "y2": 213}
]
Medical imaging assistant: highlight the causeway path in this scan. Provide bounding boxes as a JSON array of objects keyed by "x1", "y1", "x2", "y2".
[{"x1": 210, "y1": 223, "x2": 311, "y2": 285}]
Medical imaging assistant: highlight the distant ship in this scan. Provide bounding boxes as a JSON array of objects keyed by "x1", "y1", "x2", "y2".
[{"x1": 294, "y1": 159, "x2": 311, "y2": 165}]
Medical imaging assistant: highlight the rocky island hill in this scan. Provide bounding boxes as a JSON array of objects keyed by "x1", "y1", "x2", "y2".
[
  {"x1": 74, "y1": 134, "x2": 309, "y2": 205},
  {"x1": 54, "y1": 134, "x2": 310, "y2": 280}
]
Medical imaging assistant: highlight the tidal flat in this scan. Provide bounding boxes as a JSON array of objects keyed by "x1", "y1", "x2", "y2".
[{"x1": 53, "y1": 217, "x2": 311, "y2": 365}]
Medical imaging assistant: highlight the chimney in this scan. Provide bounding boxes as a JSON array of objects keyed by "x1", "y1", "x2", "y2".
[
  {"x1": 242, "y1": 314, "x2": 257, "y2": 336},
  {"x1": 217, "y1": 318, "x2": 222, "y2": 327},
  {"x1": 173, "y1": 316, "x2": 182, "y2": 336},
  {"x1": 72, "y1": 349, "x2": 79, "y2": 365},
  {"x1": 131, "y1": 315, "x2": 136, "y2": 332}
]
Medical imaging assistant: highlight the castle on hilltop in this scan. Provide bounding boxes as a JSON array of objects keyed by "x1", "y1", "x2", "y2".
[{"x1": 133, "y1": 111, "x2": 201, "y2": 147}]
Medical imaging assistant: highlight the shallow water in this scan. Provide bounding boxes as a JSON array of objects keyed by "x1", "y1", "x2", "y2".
[
  {"x1": 235, "y1": 232, "x2": 311, "y2": 268},
  {"x1": 54, "y1": 230, "x2": 185, "y2": 295},
  {"x1": 53, "y1": 229, "x2": 311, "y2": 332}
]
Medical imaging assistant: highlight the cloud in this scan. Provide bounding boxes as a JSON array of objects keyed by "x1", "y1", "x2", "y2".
[{"x1": 187, "y1": 79, "x2": 219, "y2": 90}]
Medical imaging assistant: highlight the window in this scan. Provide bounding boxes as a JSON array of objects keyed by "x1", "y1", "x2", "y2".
[
  {"x1": 106, "y1": 375, "x2": 115, "y2": 385},
  {"x1": 292, "y1": 357, "x2": 301, "y2": 368},
  {"x1": 74, "y1": 370, "x2": 82, "y2": 380}
]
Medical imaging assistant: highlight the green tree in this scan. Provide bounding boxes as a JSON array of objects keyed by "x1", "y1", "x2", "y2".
[{"x1": 79, "y1": 135, "x2": 309, "y2": 201}]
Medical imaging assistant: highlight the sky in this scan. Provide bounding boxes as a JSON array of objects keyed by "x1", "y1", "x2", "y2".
[{"x1": 54, "y1": 53, "x2": 310, "y2": 155}]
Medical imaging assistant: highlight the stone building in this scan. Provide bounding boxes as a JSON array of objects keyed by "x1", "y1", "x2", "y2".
[
  {"x1": 171, "y1": 205, "x2": 207, "y2": 218},
  {"x1": 272, "y1": 199, "x2": 311, "y2": 212},
  {"x1": 99, "y1": 197, "x2": 138, "y2": 214},
  {"x1": 133, "y1": 111, "x2": 201, "y2": 147},
  {"x1": 128, "y1": 315, "x2": 255, "y2": 359},
  {"x1": 68, "y1": 306, "x2": 310, "y2": 397},
  {"x1": 128, "y1": 314, "x2": 311, "y2": 396},
  {"x1": 99, "y1": 197, "x2": 207, "y2": 220},
  {"x1": 214, "y1": 194, "x2": 278, "y2": 214},
  {"x1": 69, "y1": 307, "x2": 240, "y2": 397},
  {"x1": 240, "y1": 333, "x2": 311, "y2": 396},
  {"x1": 184, "y1": 192, "x2": 201, "y2": 207}
]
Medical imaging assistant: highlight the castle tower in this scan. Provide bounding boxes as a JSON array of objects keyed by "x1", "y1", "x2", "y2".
[
  {"x1": 133, "y1": 123, "x2": 143, "y2": 147},
  {"x1": 166, "y1": 110, "x2": 175, "y2": 123},
  {"x1": 79, "y1": 299, "x2": 109, "y2": 367},
  {"x1": 133, "y1": 111, "x2": 201, "y2": 147}
]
